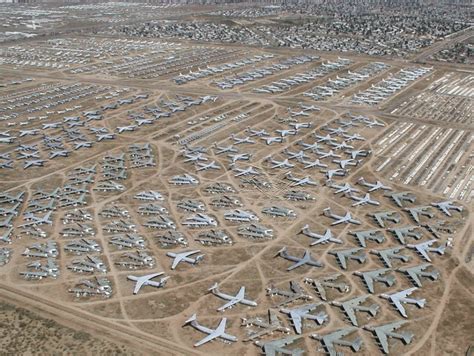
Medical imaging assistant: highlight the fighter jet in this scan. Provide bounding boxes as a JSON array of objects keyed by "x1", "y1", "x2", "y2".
[
  {"x1": 354, "y1": 268, "x2": 396, "y2": 294},
  {"x1": 230, "y1": 134, "x2": 255, "y2": 145},
  {"x1": 349, "y1": 229, "x2": 385, "y2": 247},
  {"x1": 280, "y1": 304, "x2": 328, "y2": 334},
  {"x1": 127, "y1": 272, "x2": 169, "y2": 294},
  {"x1": 261, "y1": 136, "x2": 284, "y2": 145},
  {"x1": 330, "y1": 182, "x2": 360, "y2": 195},
  {"x1": 431, "y1": 201, "x2": 463, "y2": 216},
  {"x1": 208, "y1": 283, "x2": 257, "y2": 312},
  {"x1": 266, "y1": 156, "x2": 294, "y2": 169},
  {"x1": 407, "y1": 240, "x2": 446, "y2": 262},
  {"x1": 285, "y1": 172, "x2": 317, "y2": 187},
  {"x1": 357, "y1": 177, "x2": 392, "y2": 192},
  {"x1": 370, "y1": 247, "x2": 411, "y2": 268},
  {"x1": 195, "y1": 161, "x2": 220, "y2": 171},
  {"x1": 183, "y1": 314, "x2": 237, "y2": 347},
  {"x1": 348, "y1": 193, "x2": 380, "y2": 207},
  {"x1": 312, "y1": 327, "x2": 363, "y2": 356},
  {"x1": 275, "y1": 247, "x2": 324, "y2": 271},
  {"x1": 330, "y1": 294, "x2": 379, "y2": 326},
  {"x1": 255, "y1": 336, "x2": 304, "y2": 356},
  {"x1": 396, "y1": 263, "x2": 439, "y2": 288},
  {"x1": 323, "y1": 208, "x2": 361, "y2": 226},
  {"x1": 300, "y1": 225, "x2": 342, "y2": 246},
  {"x1": 381, "y1": 287, "x2": 426, "y2": 318},
  {"x1": 166, "y1": 250, "x2": 204, "y2": 270},
  {"x1": 364, "y1": 320, "x2": 413, "y2": 354}
]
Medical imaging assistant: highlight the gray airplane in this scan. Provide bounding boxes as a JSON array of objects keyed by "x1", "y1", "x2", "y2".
[
  {"x1": 0, "y1": 227, "x2": 14, "y2": 242},
  {"x1": 213, "y1": 143, "x2": 238, "y2": 154},
  {"x1": 24, "y1": 159, "x2": 46, "y2": 169},
  {"x1": 329, "y1": 248, "x2": 367, "y2": 270},
  {"x1": 266, "y1": 281, "x2": 313, "y2": 307},
  {"x1": 255, "y1": 336, "x2": 304, "y2": 356},
  {"x1": 364, "y1": 320, "x2": 414, "y2": 354},
  {"x1": 354, "y1": 268, "x2": 396, "y2": 294},
  {"x1": 195, "y1": 161, "x2": 220, "y2": 171},
  {"x1": 370, "y1": 247, "x2": 411, "y2": 268},
  {"x1": 285, "y1": 172, "x2": 317, "y2": 187},
  {"x1": 242, "y1": 309, "x2": 291, "y2": 341},
  {"x1": 323, "y1": 168, "x2": 347, "y2": 180},
  {"x1": 431, "y1": 201, "x2": 463, "y2": 217},
  {"x1": 348, "y1": 193, "x2": 380, "y2": 206},
  {"x1": 323, "y1": 208, "x2": 361, "y2": 226},
  {"x1": 300, "y1": 225, "x2": 342, "y2": 245},
  {"x1": 184, "y1": 314, "x2": 237, "y2": 347},
  {"x1": 357, "y1": 177, "x2": 392, "y2": 192},
  {"x1": 330, "y1": 294, "x2": 379, "y2": 326},
  {"x1": 276, "y1": 247, "x2": 324, "y2": 270},
  {"x1": 380, "y1": 287, "x2": 426, "y2": 318},
  {"x1": 266, "y1": 156, "x2": 295, "y2": 169},
  {"x1": 349, "y1": 229, "x2": 385, "y2": 247},
  {"x1": 280, "y1": 303, "x2": 328, "y2": 334},
  {"x1": 312, "y1": 327, "x2": 363, "y2": 356},
  {"x1": 396, "y1": 263, "x2": 440, "y2": 287},
  {"x1": 407, "y1": 240, "x2": 446, "y2": 262},
  {"x1": 404, "y1": 206, "x2": 434, "y2": 224},
  {"x1": 301, "y1": 158, "x2": 327, "y2": 169},
  {"x1": 233, "y1": 165, "x2": 260, "y2": 177},
  {"x1": 20, "y1": 211, "x2": 53, "y2": 227},
  {"x1": 370, "y1": 211, "x2": 401, "y2": 228},
  {"x1": 388, "y1": 226, "x2": 423, "y2": 244},
  {"x1": 304, "y1": 274, "x2": 350, "y2": 301},
  {"x1": 385, "y1": 191, "x2": 416, "y2": 207},
  {"x1": 166, "y1": 250, "x2": 204, "y2": 270},
  {"x1": 261, "y1": 136, "x2": 284, "y2": 145},
  {"x1": 330, "y1": 182, "x2": 360, "y2": 195},
  {"x1": 127, "y1": 272, "x2": 169, "y2": 294},
  {"x1": 209, "y1": 283, "x2": 258, "y2": 311}
]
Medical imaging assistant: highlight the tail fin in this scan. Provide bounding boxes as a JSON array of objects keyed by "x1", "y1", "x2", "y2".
[
  {"x1": 160, "y1": 276, "x2": 170, "y2": 287},
  {"x1": 401, "y1": 332, "x2": 414, "y2": 344},
  {"x1": 275, "y1": 247, "x2": 286, "y2": 257},
  {"x1": 184, "y1": 314, "x2": 197, "y2": 325},
  {"x1": 208, "y1": 282, "x2": 218, "y2": 292},
  {"x1": 352, "y1": 337, "x2": 364, "y2": 352},
  {"x1": 417, "y1": 299, "x2": 426, "y2": 308},
  {"x1": 195, "y1": 255, "x2": 205, "y2": 264},
  {"x1": 368, "y1": 304, "x2": 379, "y2": 316}
]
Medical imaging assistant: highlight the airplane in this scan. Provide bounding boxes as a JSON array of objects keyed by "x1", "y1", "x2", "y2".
[
  {"x1": 196, "y1": 161, "x2": 220, "y2": 171},
  {"x1": 317, "y1": 149, "x2": 341, "y2": 160},
  {"x1": 304, "y1": 274, "x2": 350, "y2": 301},
  {"x1": 24, "y1": 160, "x2": 46, "y2": 169},
  {"x1": 261, "y1": 136, "x2": 283, "y2": 145},
  {"x1": 323, "y1": 169, "x2": 347, "y2": 180},
  {"x1": 430, "y1": 201, "x2": 463, "y2": 217},
  {"x1": 370, "y1": 211, "x2": 401, "y2": 228},
  {"x1": 354, "y1": 268, "x2": 396, "y2": 294},
  {"x1": 332, "y1": 158, "x2": 358, "y2": 169},
  {"x1": 342, "y1": 133, "x2": 365, "y2": 141},
  {"x1": 280, "y1": 303, "x2": 328, "y2": 334},
  {"x1": 266, "y1": 281, "x2": 313, "y2": 307},
  {"x1": 230, "y1": 134, "x2": 255, "y2": 145},
  {"x1": 285, "y1": 172, "x2": 317, "y2": 187},
  {"x1": 330, "y1": 294, "x2": 379, "y2": 326},
  {"x1": 228, "y1": 152, "x2": 252, "y2": 164},
  {"x1": 166, "y1": 250, "x2": 204, "y2": 270},
  {"x1": 357, "y1": 177, "x2": 392, "y2": 192},
  {"x1": 388, "y1": 226, "x2": 423, "y2": 244},
  {"x1": 323, "y1": 208, "x2": 361, "y2": 225},
  {"x1": 289, "y1": 122, "x2": 312, "y2": 130},
  {"x1": 117, "y1": 125, "x2": 137, "y2": 133},
  {"x1": 380, "y1": 287, "x2": 426, "y2": 318},
  {"x1": 300, "y1": 225, "x2": 342, "y2": 245},
  {"x1": 276, "y1": 129, "x2": 298, "y2": 137},
  {"x1": 301, "y1": 159, "x2": 328, "y2": 169},
  {"x1": 208, "y1": 283, "x2": 257, "y2": 311},
  {"x1": 329, "y1": 248, "x2": 367, "y2": 270},
  {"x1": 300, "y1": 104, "x2": 320, "y2": 111},
  {"x1": 289, "y1": 110, "x2": 310, "y2": 117},
  {"x1": 42, "y1": 122, "x2": 62, "y2": 129},
  {"x1": 364, "y1": 118, "x2": 385, "y2": 128},
  {"x1": 49, "y1": 150, "x2": 70, "y2": 159},
  {"x1": 127, "y1": 272, "x2": 169, "y2": 294},
  {"x1": 183, "y1": 314, "x2": 237, "y2": 347},
  {"x1": 246, "y1": 127, "x2": 269, "y2": 137},
  {"x1": 407, "y1": 240, "x2": 446, "y2": 262},
  {"x1": 345, "y1": 149, "x2": 371, "y2": 160},
  {"x1": 364, "y1": 320, "x2": 414, "y2": 354},
  {"x1": 330, "y1": 141, "x2": 354, "y2": 151},
  {"x1": 275, "y1": 247, "x2": 324, "y2": 270},
  {"x1": 255, "y1": 336, "x2": 304, "y2": 356},
  {"x1": 348, "y1": 193, "x2": 380, "y2": 206},
  {"x1": 284, "y1": 149, "x2": 309, "y2": 161},
  {"x1": 385, "y1": 191, "x2": 416, "y2": 208},
  {"x1": 213, "y1": 143, "x2": 238, "y2": 154},
  {"x1": 404, "y1": 206, "x2": 434, "y2": 224},
  {"x1": 184, "y1": 152, "x2": 208, "y2": 163},
  {"x1": 233, "y1": 166, "x2": 260, "y2": 177},
  {"x1": 0, "y1": 136, "x2": 17, "y2": 144},
  {"x1": 74, "y1": 141, "x2": 93, "y2": 150},
  {"x1": 396, "y1": 263, "x2": 439, "y2": 288},
  {"x1": 330, "y1": 182, "x2": 360, "y2": 194},
  {"x1": 0, "y1": 227, "x2": 14, "y2": 242},
  {"x1": 312, "y1": 327, "x2": 363, "y2": 356},
  {"x1": 297, "y1": 140, "x2": 322, "y2": 152},
  {"x1": 135, "y1": 118, "x2": 154, "y2": 126},
  {"x1": 315, "y1": 134, "x2": 337, "y2": 144},
  {"x1": 96, "y1": 133, "x2": 115, "y2": 141},
  {"x1": 370, "y1": 247, "x2": 411, "y2": 268},
  {"x1": 241, "y1": 309, "x2": 291, "y2": 341},
  {"x1": 19, "y1": 211, "x2": 53, "y2": 227},
  {"x1": 266, "y1": 156, "x2": 294, "y2": 169},
  {"x1": 0, "y1": 160, "x2": 13, "y2": 169}
]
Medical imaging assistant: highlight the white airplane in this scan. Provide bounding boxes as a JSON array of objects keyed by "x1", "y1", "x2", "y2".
[
  {"x1": 380, "y1": 287, "x2": 425, "y2": 318},
  {"x1": 184, "y1": 314, "x2": 237, "y2": 347},
  {"x1": 184, "y1": 152, "x2": 208, "y2": 163},
  {"x1": 315, "y1": 134, "x2": 337, "y2": 144},
  {"x1": 266, "y1": 156, "x2": 294, "y2": 169},
  {"x1": 301, "y1": 159, "x2": 328, "y2": 169},
  {"x1": 261, "y1": 136, "x2": 283, "y2": 145},
  {"x1": 333, "y1": 158, "x2": 359, "y2": 169},
  {"x1": 297, "y1": 141, "x2": 322, "y2": 152},
  {"x1": 233, "y1": 166, "x2": 259, "y2": 177},
  {"x1": 280, "y1": 304, "x2": 327, "y2": 334},
  {"x1": 230, "y1": 134, "x2": 255, "y2": 145},
  {"x1": 276, "y1": 129, "x2": 298, "y2": 137},
  {"x1": 301, "y1": 225, "x2": 342, "y2": 246},
  {"x1": 357, "y1": 178, "x2": 392, "y2": 192},
  {"x1": 196, "y1": 161, "x2": 220, "y2": 171},
  {"x1": 228, "y1": 153, "x2": 251, "y2": 164},
  {"x1": 166, "y1": 250, "x2": 204, "y2": 270},
  {"x1": 208, "y1": 283, "x2": 258, "y2": 311},
  {"x1": 285, "y1": 172, "x2": 317, "y2": 187},
  {"x1": 407, "y1": 240, "x2": 446, "y2": 262},
  {"x1": 289, "y1": 122, "x2": 312, "y2": 130},
  {"x1": 213, "y1": 143, "x2": 238, "y2": 154},
  {"x1": 127, "y1": 272, "x2": 169, "y2": 294},
  {"x1": 349, "y1": 193, "x2": 380, "y2": 206},
  {"x1": 331, "y1": 182, "x2": 360, "y2": 194},
  {"x1": 246, "y1": 127, "x2": 269, "y2": 137},
  {"x1": 317, "y1": 149, "x2": 341, "y2": 159},
  {"x1": 116, "y1": 125, "x2": 137, "y2": 133},
  {"x1": 323, "y1": 208, "x2": 361, "y2": 226},
  {"x1": 284, "y1": 149, "x2": 309, "y2": 161}
]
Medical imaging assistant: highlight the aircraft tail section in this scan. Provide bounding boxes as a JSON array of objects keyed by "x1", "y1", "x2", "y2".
[{"x1": 184, "y1": 313, "x2": 197, "y2": 325}]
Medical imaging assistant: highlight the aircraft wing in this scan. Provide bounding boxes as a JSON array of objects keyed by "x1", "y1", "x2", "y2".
[
  {"x1": 133, "y1": 280, "x2": 145, "y2": 294},
  {"x1": 374, "y1": 327, "x2": 390, "y2": 353},
  {"x1": 407, "y1": 270, "x2": 422, "y2": 287},
  {"x1": 343, "y1": 305, "x2": 358, "y2": 326},
  {"x1": 287, "y1": 260, "x2": 306, "y2": 271},
  {"x1": 171, "y1": 256, "x2": 183, "y2": 270},
  {"x1": 218, "y1": 298, "x2": 240, "y2": 311},
  {"x1": 417, "y1": 247, "x2": 431, "y2": 262},
  {"x1": 392, "y1": 298, "x2": 407, "y2": 318},
  {"x1": 194, "y1": 332, "x2": 220, "y2": 347},
  {"x1": 363, "y1": 275, "x2": 374, "y2": 293},
  {"x1": 289, "y1": 311, "x2": 303, "y2": 334}
]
